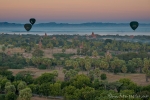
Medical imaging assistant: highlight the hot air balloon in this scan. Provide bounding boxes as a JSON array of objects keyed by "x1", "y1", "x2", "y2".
[
  {"x1": 29, "y1": 18, "x2": 36, "y2": 25},
  {"x1": 24, "y1": 24, "x2": 32, "y2": 31},
  {"x1": 130, "y1": 21, "x2": 139, "y2": 31}
]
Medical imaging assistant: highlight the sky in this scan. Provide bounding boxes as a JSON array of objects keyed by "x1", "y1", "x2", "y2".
[{"x1": 0, "y1": 0, "x2": 150, "y2": 23}]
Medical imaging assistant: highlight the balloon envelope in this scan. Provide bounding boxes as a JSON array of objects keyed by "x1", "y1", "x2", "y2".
[
  {"x1": 30, "y1": 18, "x2": 36, "y2": 25},
  {"x1": 24, "y1": 24, "x2": 32, "y2": 31},
  {"x1": 130, "y1": 21, "x2": 139, "y2": 30}
]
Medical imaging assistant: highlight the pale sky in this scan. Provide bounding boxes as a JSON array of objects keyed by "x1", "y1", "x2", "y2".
[{"x1": 0, "y1": 0, "x2": 150, "y2": 23}]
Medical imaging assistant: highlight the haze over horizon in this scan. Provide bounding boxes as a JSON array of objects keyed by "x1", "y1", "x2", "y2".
[{"x1": 0, "y1": 0, "x2": 150, "y2": 24}]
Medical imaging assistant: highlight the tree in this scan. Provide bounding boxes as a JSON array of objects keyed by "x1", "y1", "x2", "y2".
[
  {"x1": 119, "y1": 78, "x2": 137, "y2": 91},
  {"x1": 1, "y1": 46, "x2": 6, "y2": 62},
  {"x1": 25, "y1": 46, "x2": 31, "y2": 53},
  {"x1": 56, "y1": 60, "x2": 62, "y2": 70},
  {"x1": 62, "y1": 47, "x2": 66, "y2": 53},
  {"x1": 92, "y1": 50, "x2": 98, "y2": 57},
  {"x1": 64, "y1": 70, "x2": 72, "y2": 81},
  {"x1": 5, "y1": 82, "x2": 11, "y2": 88},
  {"x1": 25, "y1": 58, "x2": 30, "y2": 68},
  {"x1": 79, "y1": 58, "x2": 85, "y2": 73},
  {"x1": 5, "y1": 92, "x2": 17, "y2": 100},
  {"x1": 34, "y1": 73, "x2": 55, "y2": 84},
  {"x1": 28, "y1": 84, "x2": 39, "y2": 94},
  {"x1": 51, "y1": 58, "x2": 57, "y2": 67},
  {"x1": 52, "y1": 70, "x2": 58, "y2": 77},
  {"x1": 132, "y1": 58, "x2": 143, "y2": 73},
  {"x1": 94, "y1": 68, "x2": 100, "y2": 79},
  {"x1": 72, "y1": 61, "x2": 79, "y2": 69},
  {"x1": 46, "y1": 42, "x2": 54, "y2": 54},
  {"x1": 31, "y1": 57, "x2": 42, "y2": 68},
  {"x1": 99, "y1": 61, "x2": 106, "y2": 70},
  {"x1": 79, "y1": 87, "x2": 96, "y2": 100},
  {"x1": 111, "y1": 58, "x2": 126, "y2": 74},
  {"x1": 65, "y1": 60, "x2": 72, "y2": 69},
  {"x1": 143, "y1": 58, "x2": 150, "y2": 82},
  {"x1": 15, "y1": 73, "x2": 24, "y2": 81},
  {"x1": 32, "y1": 49, "x2": 44, "y2": 57},
  {"x1": 63, "y1": 69, "x2": 67, "y2": 74},
  {"x1": 88, "y1": 70, "x2": 94, "y2": 81},
  {"x1": 42, "y1": 58, "x2": 52, "y2": 69},
  {"x1": 143, "y1": 67, "x2": 150, "y2": 82},
  {"x1": 39, "y1": 83, "x2": 51, "y2": 96},
  {"x1": 17, "y1": 81, "x2": 27, "y2": 91},
  {"x1": 63, "y1": 69, "x2": 78, "y2": 81},
  {"x1": 50, "y1": 82, "x2": 62, "y2": 96},
  {"x1": 5, "y1": 85, "x2": 16, "y2": 94},
  {"x1": 105, "y1": 51, "x2": 112, "y2": 63},
  {"x1": 63, "y1": 85, "x2": 78, "y2": 100},
  {"x1": 110, "y1": 61, "x2": 116, "y2": 74},
  {"x1": 71, "y1": 74, "x2": 91, "y2": 89},
  {"x1": 121, "y1": 65, "x2": 127, "y2": 76},
  {"x1": 85, "y1": 62, "x2": 91, "y2": 75},
  {"x1": 19, "y1": 88, "x2": 32, "y2": 100},
  {"x1": 127, "y1": 60, "x2": 137, "y2": 73},
  {"x1": 0, "y1": 55, "x2": 2, "y2": 63},
  {"x1": 103, "y1": 62, "x2": 109, "y2": 72},
  {"x1": 2, "y1": 46, "x2": 6, "y2": 53},
  {"x1": 23, "y1": 74, "x2": 34, "y2": 84},
  {"x1": 0, "y1": 77, "x2": 9, "y2": 91},
  {"x1": 77, "y1": 48, "x2": 80, "y2": 55},
  {"x1": 94, "y1": 59, "x2": 100, "y2": 68},
  {"x1": 101, "y1": 73, "x2": 107, "y2": 80}
]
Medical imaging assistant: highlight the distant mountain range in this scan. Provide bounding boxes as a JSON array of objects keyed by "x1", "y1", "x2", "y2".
[{"x1": 0, "y1": 22, "x2": 150, "y2": 27}]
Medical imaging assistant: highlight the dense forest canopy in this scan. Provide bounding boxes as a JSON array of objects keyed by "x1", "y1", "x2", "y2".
[{"x1": 0, "y1": 33, "x2": 150, "y2": 100}]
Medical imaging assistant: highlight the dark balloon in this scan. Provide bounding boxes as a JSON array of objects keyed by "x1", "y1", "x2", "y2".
[
  {"x1": 130, "y1": 21, "x2": 139, "y2": 31},
  {"x1": 29, "y1": 18, "x2": 36, "y2": 25},
  {"x1": 24, "y1": 24, "x2": 32, "y2": 31}
]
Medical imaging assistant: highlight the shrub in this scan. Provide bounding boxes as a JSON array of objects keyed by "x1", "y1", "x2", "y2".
[
  {"x1": 53, "y1": 53, "x2": 74, "y2": 58},
  {"x1": 100, "y1": 73, "x2": 107, "y2": 80},
  {"x1": 0, "y1": 94, "x2": 5, "y2": 100},
  {"x1": 38, "y1": 64, "x2": 46, "y2": 69},
  {"x1": 98, "y1": 52, "x2": 105, "y2": 56},
  {"x1": 17, "y1": 64, "x2": 24, "y2": 69}
]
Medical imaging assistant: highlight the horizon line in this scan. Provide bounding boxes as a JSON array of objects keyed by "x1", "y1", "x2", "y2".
[{"x1": 0, "y1": 21, "x2": 150, "y2": 24}]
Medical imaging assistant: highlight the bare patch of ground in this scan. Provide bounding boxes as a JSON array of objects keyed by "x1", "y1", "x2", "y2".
[
  {"x1": 9, "y1": 67, "x2": 64, "y2": 81},
  {"x1": 0, "y1": 48, "x2": 24, "y2": 54},
  {"x1": 42, "y1": 48, "x2": 77, "y2": 58},
  {"x1": 31, "y1": 97, "x2": 49, "y2": 100},
  {"x1": 102, "y1": 71, "x2": 149, "y2": 86},
  {"x1": 8, "y1": 67, "x2": 150, "y2": 86},
  {"x1": 31, "y1": 96, "x2": 63, "y2": 100},
  {"x1": 1, "y1": 47, "x2": 77, "y2": 58}
]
